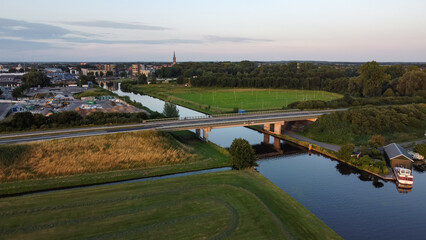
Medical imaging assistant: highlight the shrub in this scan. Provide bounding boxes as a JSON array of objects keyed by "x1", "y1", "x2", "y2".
[
  {"x1": 337, "y1": 144, "x2": 355, "y2": 161},
  {"x1": 414, "y1": 143, "x2": 426, "y2": 157},
  {"x1": 368, "y1": 135, "x2": 385, "y2": 147},
  {"x1": 229, "y1": 138, "x2": 257, "y2": 170}
]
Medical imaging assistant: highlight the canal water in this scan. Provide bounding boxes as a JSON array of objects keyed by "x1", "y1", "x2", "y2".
[{"x1": 113, "y1": 84, "x2": 426, "y2": 240}]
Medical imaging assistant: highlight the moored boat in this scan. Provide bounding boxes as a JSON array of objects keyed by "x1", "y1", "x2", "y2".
[{"x1": 393, "y1": 167, "x2": 413, "y2": 188}]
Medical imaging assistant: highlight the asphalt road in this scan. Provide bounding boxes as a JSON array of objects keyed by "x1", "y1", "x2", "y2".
[{"x1": 0, "y1": 109, "x2": 344, "y2": 145}]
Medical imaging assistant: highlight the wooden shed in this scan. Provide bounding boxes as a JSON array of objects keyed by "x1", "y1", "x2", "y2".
[{"x1": 383, "y1": 143, "x2": 414, "y2": 169}]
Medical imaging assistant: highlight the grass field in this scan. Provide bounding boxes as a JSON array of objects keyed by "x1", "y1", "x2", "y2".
[
  {"x1": 0, "y1": 130, "x2": 231, "y2": 195},
  {"x1": 131, "y1": 84, "x2": 342, "y2": 113},
  {"x1": 0, "y1": 170, "x2": 341, "y2": 239}
]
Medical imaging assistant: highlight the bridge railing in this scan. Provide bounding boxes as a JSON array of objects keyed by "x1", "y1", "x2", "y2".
[{"x1": 143, "y1": 108, "x2": 329, "y2": 124}]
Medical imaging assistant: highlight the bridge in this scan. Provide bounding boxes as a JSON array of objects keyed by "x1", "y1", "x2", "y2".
[{"x1": 0, "y1": 109, "x2": 344, "y2": 145}]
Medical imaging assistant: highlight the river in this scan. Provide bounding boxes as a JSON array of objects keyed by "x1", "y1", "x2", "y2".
[{"x1": 113, "y1": 84, "x2": 426, "y2": 240}]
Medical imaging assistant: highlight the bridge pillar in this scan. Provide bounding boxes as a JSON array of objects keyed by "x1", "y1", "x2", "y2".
[
  {"x1": 202, "y1": 127, "x2": 211, "y2": 142},
  {"x1": 264, "y1": 124, "x2": 270, "y2": 132},
  {"x1": 263, "y1": 134, "x2": 270, "y2": 144},
  {"x1": 273, "y1": 121, "x2": 284, "y2": 135},
  {"x1": 195, "y1": 129, "x2": 201, "y2": 138},
  {"x1": 273, "y1": 137, "x2": 281, "y2": 151}
]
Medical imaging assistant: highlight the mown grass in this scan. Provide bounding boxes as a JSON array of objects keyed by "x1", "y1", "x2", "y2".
[
  {"x1": 0, "y1": 130, "x2": 231, "y2": 195},
  {"x1": 0, "y1": 170, "x2": 341, "y2": 239},
  {"x1": 129, "y1": 84, "x2": 342, "y2": 113}
]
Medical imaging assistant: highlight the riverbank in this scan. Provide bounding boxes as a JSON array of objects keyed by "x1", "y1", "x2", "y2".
[
  {"x1": 0, "y1": 130, "x2": 232, "y2": 196},
  {"x1": 0, "y1": 169, "x2": 341, "y2": 239},
  {"x1": 248, "y1": 126, "x2": 394, "y2": 180}
]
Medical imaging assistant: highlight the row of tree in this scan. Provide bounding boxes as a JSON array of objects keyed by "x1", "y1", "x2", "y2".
[{"x1": 0, "y1": 111, "x2": 152, "y2": 132}]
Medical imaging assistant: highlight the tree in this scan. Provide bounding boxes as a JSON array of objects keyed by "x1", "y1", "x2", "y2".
[
  {"x1": 21, "y1": 70, "x2": 50, "y2": 87},
  {"x1": 177, "y1": 75, "x2": 184, "y2": 84},
  {"x1": 385, "y1": 65, "x2": 405, "y2": 80},
  {"x1": 12, "y1": 85, "x2": 26, "y2": 99},
  {"x1": 137, "y1": 74, "x2": 147, "y2": 84},
  {"x1": 396, "y1": 70, "x2": 426, "y2": 97},
  {"x1": 100, "y1": 71, "x2": 104, "y2": 77},
  {"x1": 12, "y1": 112, "x2": 35, "y2": 130},
  {"x1": 162, "y1": 102, "x2": 179, "y2": 117},
  {"x1": 358, "y1": 61, "x2": 390, "y2": 97},
  {"x1": 0, "y1": 88, "x2": 3, "y2": 96},
  {"x1": 337, "y1": 144, "x2": 354, "y2": 161},
  {"x1": 368, "y1": 135, "x2": 385, "y2": 147},
  {"x1": 150, "y1": 76, "x2": 157, "y2": 84},
  {"x1": 106, "y1": 71, "x2": 113, "y2": 77},
  {"x1": 382, "y1": 88, "x2": 395, "y2": 97},
  {"x1": 120, "y1": 71, "x2": 127, "y2": 78},
  {"x1": 229, "y1": 138, "x2": 257, "y2": 169}
]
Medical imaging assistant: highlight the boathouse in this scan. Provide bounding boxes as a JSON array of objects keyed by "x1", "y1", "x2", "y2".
[{"x1": 383, "y1": 143, "x2": 414, "y2": 168}]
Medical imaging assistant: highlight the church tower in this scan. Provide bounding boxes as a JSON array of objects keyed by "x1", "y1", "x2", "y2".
[{"x1": 173, "y1": 51, "x2": 176, "y2": 65}]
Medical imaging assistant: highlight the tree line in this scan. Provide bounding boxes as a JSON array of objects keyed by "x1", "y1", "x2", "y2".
[{"x1": 0, "y1": 111, "x2": 155, "y2": 132}]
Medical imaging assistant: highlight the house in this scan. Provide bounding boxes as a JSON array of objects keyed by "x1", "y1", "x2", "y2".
[{"x1": 383, "y1": 143, "x2": 414, "y2": 168}]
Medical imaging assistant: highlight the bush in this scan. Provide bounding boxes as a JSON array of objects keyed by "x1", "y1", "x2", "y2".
[
  {"x1": 368, "y1": 135, "x2": 385, "y2": 147},
  {"x1": 414, "y1": 143, "x2": 426, "y2": 157},
  {"x1": 229, "y1": 138, "x2": 257, "y2": 170},
  {"x1": 337, "y1": 144, "x2": 354, "y2": 161}
]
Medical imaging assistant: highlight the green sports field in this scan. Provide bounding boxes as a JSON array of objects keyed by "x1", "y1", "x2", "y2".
[
  {"x1": 0, "y1": 170, "x2": 341, "y2": 239},
  {"x1": 134, "y1": 85, "x2": 342, "y2": 113}
]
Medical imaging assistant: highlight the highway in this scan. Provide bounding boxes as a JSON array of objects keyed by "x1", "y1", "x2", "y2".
[{"x1": 0, "y1": 109, "x2": 344, "y2": 144}]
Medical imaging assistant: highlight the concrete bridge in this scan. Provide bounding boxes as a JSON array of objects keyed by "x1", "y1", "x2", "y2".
[
  {"x1": 0, "y1": 109, "x2": 344, "y2": 145},
  {"x1": 156, "y1": 110, "x2": 332, "y2": 142}
]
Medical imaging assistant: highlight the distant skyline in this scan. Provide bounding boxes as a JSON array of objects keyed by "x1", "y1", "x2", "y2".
[{"x1": 0, "y1": 0, "x2": 425, "y2": 62}]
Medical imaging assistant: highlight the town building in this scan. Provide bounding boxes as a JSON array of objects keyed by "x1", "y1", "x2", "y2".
[
  {"x1": 383, "y1": 143, "x2": 414, "y2": 169},
  {"x1": 0, "y1": 73, "x2": 24, "y2": 88}
]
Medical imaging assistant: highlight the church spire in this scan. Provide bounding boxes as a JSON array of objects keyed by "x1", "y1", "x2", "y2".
[{"x1": 173, "y1": 51, "x2": 176, "y2": 65}]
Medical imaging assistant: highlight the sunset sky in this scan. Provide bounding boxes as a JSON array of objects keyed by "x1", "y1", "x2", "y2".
[{"x1": 1, "y1": 0, "x2": 425, "y2": 62}]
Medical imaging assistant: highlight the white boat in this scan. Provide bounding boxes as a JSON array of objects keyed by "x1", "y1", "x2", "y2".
[{"x1": 393, "y1": 167, "x2": 413, "y2": 188}]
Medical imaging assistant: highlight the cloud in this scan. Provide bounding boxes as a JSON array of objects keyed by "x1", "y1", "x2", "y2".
[
  {"x1": 60, "y1": 20, "x2": 169, "y2": 30},
  {"x1": 204, "y1": 35, "x2": 272, "y2": 43},
  {"x1": 0, "y1": 18, "x2": 74, "y2": 40},
  {"x1": 61, "y1": 37, "x2": 202, "y2": 45},
  {"x1": 0, "y1": 39, "x2": 62, "y2": 51}
]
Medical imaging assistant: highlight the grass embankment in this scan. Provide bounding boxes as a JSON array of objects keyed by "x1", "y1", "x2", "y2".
[
  {"x1": 126, "y1": 84, "x2": 342, "y2": 114},
  {"x1": 0, "y1": 170, "x2": 341, "y2": 239},
  {"x1": 0, "y1": 130, "x2": 231, "y2": 196}
]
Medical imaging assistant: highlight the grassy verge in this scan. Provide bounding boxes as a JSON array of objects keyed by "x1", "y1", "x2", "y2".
[
  {"x1": 0, "y1": 130, "x2": 231, "y2": 196},
  {"x1": 0, "y1": 170, "x2": 341, "y2": 239},
  {"x1": 125, "y1": 84, "x2": 342, "y2": 114}
]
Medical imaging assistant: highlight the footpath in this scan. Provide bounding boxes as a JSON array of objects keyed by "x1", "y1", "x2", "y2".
[{"x1": 284, "y1": 131, "x2": 341, "y2": 152}]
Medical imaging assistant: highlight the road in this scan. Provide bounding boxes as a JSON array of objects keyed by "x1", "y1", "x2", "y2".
[{"x1": 0, "y1": 109, "x2": 345, "y2": 145}]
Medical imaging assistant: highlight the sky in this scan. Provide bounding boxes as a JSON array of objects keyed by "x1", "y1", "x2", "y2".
[{"x1": 0, "y1": 0, "x2": 425, "y2": 62}]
